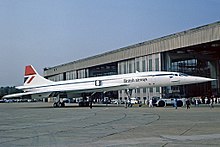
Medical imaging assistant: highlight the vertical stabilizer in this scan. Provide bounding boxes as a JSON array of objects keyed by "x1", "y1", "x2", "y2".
[{"x1": 24, "y1": 65, "x2": 54, "y2": 86}]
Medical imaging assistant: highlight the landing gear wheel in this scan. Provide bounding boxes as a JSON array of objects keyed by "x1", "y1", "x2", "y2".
[
  {"x1": 60, "y1": 102, "x2": 65, "y2": 107},
  {"x1": 53, "y1": 102, "x2": 58, "y2": 108},
  {"x1": 53, "y1": 102, "x2": 65, "y2": 108}
]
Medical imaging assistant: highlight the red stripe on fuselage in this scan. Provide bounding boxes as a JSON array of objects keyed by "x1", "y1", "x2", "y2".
[{"x1": 25, "y1": 65, "x2": 36, "y2": 76}]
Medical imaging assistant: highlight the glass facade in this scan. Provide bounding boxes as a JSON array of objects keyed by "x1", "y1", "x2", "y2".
[
  {"x1": 89, "y1": 62, "x2": 117, "y2": 77},
  {"x1": 171, "y1": 59, "x2": 210, "y2": 77},
  {"x1": 169, "y1": 58, "x2": 212, "y2": 97}
]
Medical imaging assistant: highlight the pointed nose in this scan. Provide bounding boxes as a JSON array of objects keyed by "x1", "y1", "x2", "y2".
[
  {"x1": 180, "y1": 75, "x2": 216, "y2": 85},
  {"x1": 194, "y1": 77, "x2": 216, "y2": 83}
]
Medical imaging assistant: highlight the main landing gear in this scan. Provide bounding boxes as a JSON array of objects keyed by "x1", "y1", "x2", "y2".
[
  {"x1": 53, "y1": 101, "x2": 65, "y2": 108},
  {"x1": 50, "y1": 92, "x2": 66, "y2": 108}
]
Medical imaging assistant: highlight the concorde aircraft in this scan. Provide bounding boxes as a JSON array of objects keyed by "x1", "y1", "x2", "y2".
[{"x1": 3, "y1": 65, "x2": 215, "y2": 107}]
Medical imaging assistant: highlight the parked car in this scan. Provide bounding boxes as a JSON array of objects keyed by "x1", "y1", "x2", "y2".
[{"x1": 128, "y1": 98, "x2": 139, "y2": 104}]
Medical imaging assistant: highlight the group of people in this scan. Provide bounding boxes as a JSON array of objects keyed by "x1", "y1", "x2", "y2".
[
  {"x1": 147, "y1": 97, "x2": 217, "y2": 109},
  {"x1": 180, "y1": 97, "x2": 217, "y2": 109},
  {"x1": 191, "y1": 96, "x2": 218, "y2": 108}
]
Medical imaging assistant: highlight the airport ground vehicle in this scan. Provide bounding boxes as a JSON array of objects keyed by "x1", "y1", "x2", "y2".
[{"x1": 152, "y1": 97, "x2": 185, "y2": 107}]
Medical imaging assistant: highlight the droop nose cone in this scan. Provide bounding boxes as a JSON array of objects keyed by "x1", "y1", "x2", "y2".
[{"x1": 194, "y1": 77, "x2": 216, "y2": 83}]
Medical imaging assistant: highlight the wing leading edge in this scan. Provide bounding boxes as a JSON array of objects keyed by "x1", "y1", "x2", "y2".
[{"x1": 3, "y1": 82, "x2": 129, "y2": 98}]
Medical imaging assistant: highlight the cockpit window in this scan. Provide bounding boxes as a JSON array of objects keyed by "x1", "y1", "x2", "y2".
[{"x1": 179, "y1": 73, "x2": 189, "y2": 76}]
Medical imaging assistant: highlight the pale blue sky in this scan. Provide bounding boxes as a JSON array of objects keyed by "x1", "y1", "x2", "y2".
[{"x1": 0, "y1": 0, "x2": 219, "y2": 86}]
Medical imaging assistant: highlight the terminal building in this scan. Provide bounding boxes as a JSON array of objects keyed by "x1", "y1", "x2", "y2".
[{"x1": 44, "y1": 21, "x2": 220, "y2": 101}]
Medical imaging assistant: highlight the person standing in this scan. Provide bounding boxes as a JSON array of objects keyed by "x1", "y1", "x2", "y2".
[
  {"x1": 149, "y1": 99, "x2": 153, "y2": 108},
  {"x1": 186, "y1": 98, "x2": 190, "y2": 109},
  {"x1": 195, "y1": 99, "x2": 199, "y2": 107},
  {"x1": 209, "y1": 98, "x2": 214, "y2": 108},
  {"x1": 125, "y1": 99, "x2": 128, "y2": 108},
  {"x1": 89, "y1": 97, "x2": 93, "y2": 109},
  {"x1": 174, "y1": 98, "x2": 177, "y2": 109}
]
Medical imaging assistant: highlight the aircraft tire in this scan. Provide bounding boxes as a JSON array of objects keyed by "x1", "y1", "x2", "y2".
[
  {"x1": 53, "y1": 102, "x2": 58, "y2": 108},
  {"x1": 57, "y1": 102, "x2": 62, "y2": 107},
  {"x1": 60, "y1": 102, "x2": 65, "y2": 107},
  {"x1": 53, "y1": 102, "x2": 65, "y2": 108}
]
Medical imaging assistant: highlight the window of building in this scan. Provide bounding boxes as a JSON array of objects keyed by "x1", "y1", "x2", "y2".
[
  {"x1": 155, "y1": 58, "x2": 159, "y2": 71},
  {"x1": 156, "y1": 87, "x2": 160, "y2": 93},
  {"x1": 142, "y1": 60, "x2": 146, "y2": 72},
  {"x1": 149, "y1": 59, "x2": 152, "y2": 71},
  {"x1": 124, "y1": 62, "x2": 127, "y2": 74},
  {"x1": 136, "y1": 61, "x2": 140, "y2": 72},
  {"x1": 129, "y1": 62, "x2": 132, "y2": 73},
  {"x1": 118, "y1": 63, "x2": 122, "y2": 74}
]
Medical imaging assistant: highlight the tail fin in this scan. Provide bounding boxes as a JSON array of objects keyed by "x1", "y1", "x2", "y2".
[{"x1": 24, "y1": 65, "x2": 54, "y2": 86}]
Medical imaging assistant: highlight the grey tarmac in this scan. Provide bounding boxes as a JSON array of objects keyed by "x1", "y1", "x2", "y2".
[{"x1": 0, "y1": 103, "x2": 220, "y2": 147}]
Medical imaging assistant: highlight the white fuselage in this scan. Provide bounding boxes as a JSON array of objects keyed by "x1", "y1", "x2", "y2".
[
  {"x1": 3, "y1": 65, "x2": 215, "y2": 100},
  {"x1": 18, "y1": 71, "x2": 213, "y2": 94}
]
